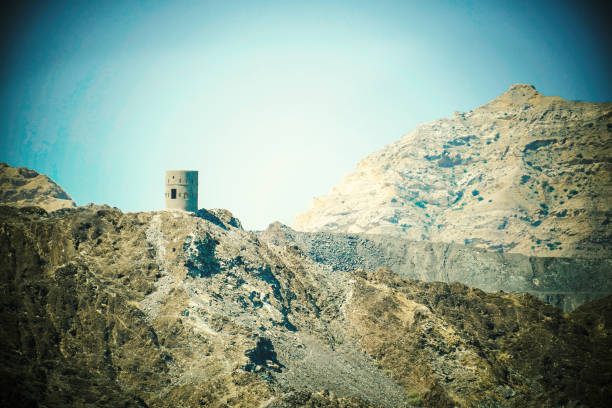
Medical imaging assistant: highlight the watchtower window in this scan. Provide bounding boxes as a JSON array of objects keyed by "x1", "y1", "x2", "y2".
[{"x1": 171, "y1": 189, "x2": 177, "y2": 199}]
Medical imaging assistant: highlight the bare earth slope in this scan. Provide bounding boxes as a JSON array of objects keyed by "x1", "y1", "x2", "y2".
[
  {"x1": 0, "y1": 162, "x2": 76, "y2": 211},
  {"x1": 1, "y1": 205, "x2": 611, "y2": 407},
  {"x1": 259, "y1": 222, "x2": 612, "y2": 312},
  {"x1": 294, "y1": 84, "x2": 612, "y2": 258}
]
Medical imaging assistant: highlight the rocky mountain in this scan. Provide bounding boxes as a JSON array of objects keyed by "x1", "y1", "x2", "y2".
[
  {"x1": 294, "y1": 84, "x2": 612, "y2": 259},
  {"x1": 1, "y1": 204, "x2": 611, "y2": 407},
  {"x1": 259, "y1": 222, "x2": 612, "y2": 312},
  {"x1": 0, "y1": 162, "x2": 76, "y2": 211}
]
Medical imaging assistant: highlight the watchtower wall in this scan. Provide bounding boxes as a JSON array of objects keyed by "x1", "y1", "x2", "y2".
[{"x1": 165, "y1": 170, "x2": 198, "y2": 212}]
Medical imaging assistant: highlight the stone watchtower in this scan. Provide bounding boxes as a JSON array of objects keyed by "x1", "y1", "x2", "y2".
[{"x1": 165, "y1": 170, "x2": 198, "y2": 212}]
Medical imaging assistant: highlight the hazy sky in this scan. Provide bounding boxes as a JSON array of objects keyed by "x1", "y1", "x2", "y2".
[{"x1": 1, "y1": 0, "x2": 610, "y2": 230}]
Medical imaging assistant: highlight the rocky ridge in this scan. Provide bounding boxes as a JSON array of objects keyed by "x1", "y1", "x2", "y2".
[
  {"x1": 0, "y1": 162, "x2": 76, "y2": 211},
  {"x1": 259, "y1": 222, "x2": 612, "y2": 312},
  {"x1": 1, "y1": 204, "x2": 611, "y2": 407},
  {"x1": 294, "y1": 84, "x2": 612, "y2": 258}
]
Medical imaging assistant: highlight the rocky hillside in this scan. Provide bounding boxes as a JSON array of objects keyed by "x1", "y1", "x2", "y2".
[
  {"x1": 294, "y1": 84, "x2": 612, "y2": 258},
  {"x1": 259, "y1": 222, "x2": 612, "y2": 312},
  {"x1": 0, "y1": 162, "x2": 76, "y2": 211},
  {"x1": 1, "y1": 205, "x2": 611, "y2": 407}
]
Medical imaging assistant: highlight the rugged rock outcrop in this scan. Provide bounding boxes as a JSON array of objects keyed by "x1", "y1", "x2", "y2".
[
  {"x1": 0, "y1": 162, "x2": 76, "y2": 211},
  {"x1": 294, "y1": 84, "x2": 612, "y2": 258},
  {"x1": 1, "y1": 205, "x2": 611, "y2": 407},
  {"x1": 259, "y1": 223, "x2": 612, "y2": 312}
]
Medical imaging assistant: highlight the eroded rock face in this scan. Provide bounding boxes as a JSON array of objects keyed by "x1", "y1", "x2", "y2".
[
  {"x1": 259, "y1": 222, "x2": 612, "y2": 312},
  {"x1": 1, "y1": 205, "x2": 611, "y2": 407},
  {"x1": 0, "y1": 162, "x2": 76, "y2": 211},
  {"x1": 294, "y1": 84, "x2": 612, "y2": 258}
]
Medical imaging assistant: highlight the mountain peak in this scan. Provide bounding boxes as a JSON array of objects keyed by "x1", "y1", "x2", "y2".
[
  {"x1": 508, "y1": 83, "x2": 537, "y2": 92},
  {"x1": 294, "y1": 87, "x2": 612, "y2": 259},
  {"x1": 486, "y1": 83, "x2": 540, "y2": 106}
]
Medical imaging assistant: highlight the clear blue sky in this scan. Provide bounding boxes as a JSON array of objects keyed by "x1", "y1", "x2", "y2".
[{"x1": 1, "y1": 0, "x2": 610, "y2": 229}]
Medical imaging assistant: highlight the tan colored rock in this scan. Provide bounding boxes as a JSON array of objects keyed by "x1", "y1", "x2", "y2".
[
  {"x1": 1, "y1": 127, "x2": 611, "y2": 407},
  {"x1": 2, "y1": 205, "x2": 611, "y2": 407},
  {"x1": 0, "y1": 162, "x2": 76, "y2": 211},
  {"x1": 294, "y1": 84, "x2": 612, "y2": 258}
]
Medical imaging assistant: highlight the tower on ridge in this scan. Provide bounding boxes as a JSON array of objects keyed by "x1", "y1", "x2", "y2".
[{"x1": 165, "y1": 170, "x2": 198, "y2": 212}]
